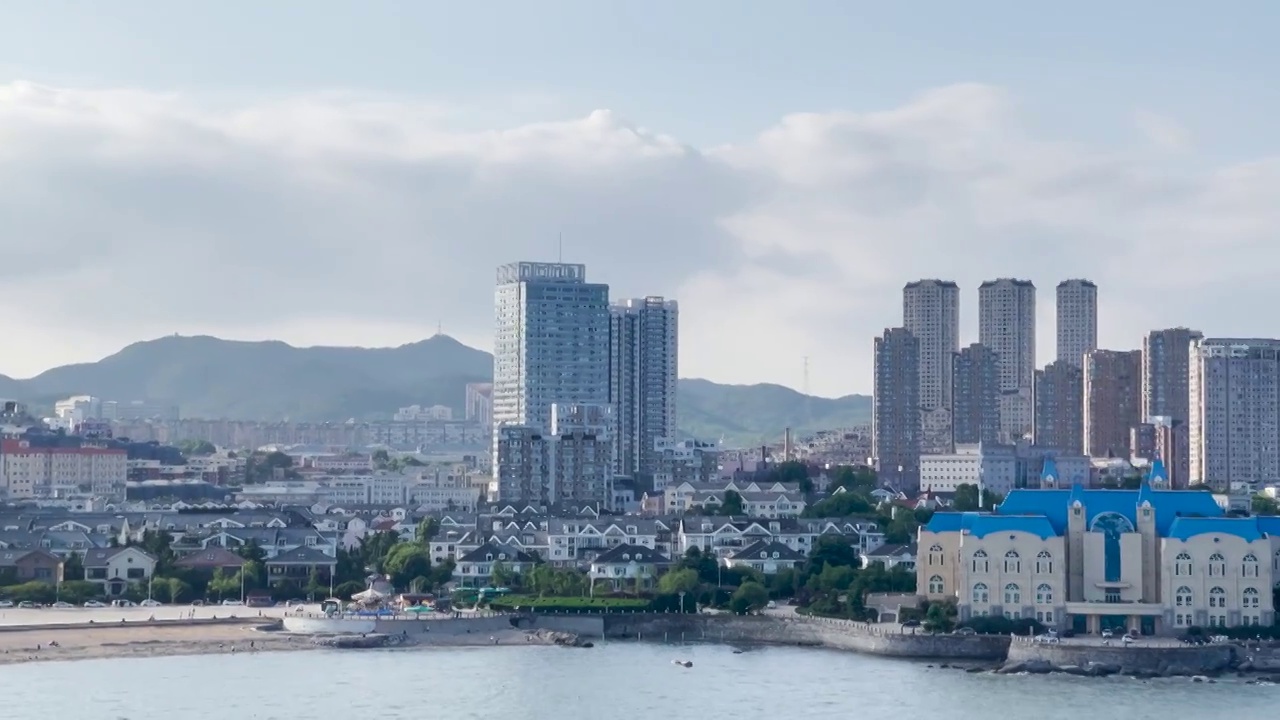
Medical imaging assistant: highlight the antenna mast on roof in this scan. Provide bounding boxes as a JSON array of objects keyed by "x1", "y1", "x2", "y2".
[{"x1": 558, "y1": 232, "x2": 563, "y2": 263}]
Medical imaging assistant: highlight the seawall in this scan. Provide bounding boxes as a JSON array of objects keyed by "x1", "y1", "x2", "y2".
[
  {"x1": 1005, "y1": 638, "x2": 1238, "y2": 675},
  {"x1": 540, "y1": 613, "x2": 1010, "y2": 661}
]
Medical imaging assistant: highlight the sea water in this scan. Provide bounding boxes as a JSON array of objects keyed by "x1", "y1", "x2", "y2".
[{"x1": 6, "y1": 642, "x2": 1275, "y2": 719}]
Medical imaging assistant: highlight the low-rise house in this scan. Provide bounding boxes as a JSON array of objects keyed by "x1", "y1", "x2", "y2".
[
  {"x1": 173, "y1": 547, "x2": 248, "y2": 576},
  {"x1": 724, "y1": 540, "x2": 805, "y2": 575},
  {"x1": 264, "y1": 546, "x2": 337, "y2": 587},
  {"x1": 453, "y1": 541, "x2": 538, "y2": 588},
  {"x1": 588, "y1": 544, "x2": 670, "y2": 591},
  {"x1": 0, "y1": 549, "x2": 64, "y2": 584},
  {"x1": 862, "y1": 542, "x2": 917, "y2": 572},
  {"x1": 83, "y1": 547, "x2": 157, "y2": 597}
]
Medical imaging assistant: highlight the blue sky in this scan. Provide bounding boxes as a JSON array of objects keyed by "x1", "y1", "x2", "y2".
[
  {"x1": 3, "y1": 1, "x2": 1275, "y2": 152},
  {"x1": 0, "y1": 2, "x2": 1276, "y2": 395}
]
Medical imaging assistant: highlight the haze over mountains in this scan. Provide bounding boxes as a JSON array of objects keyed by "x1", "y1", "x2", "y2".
[{"x1": 0, "y1": 336, "x2": 870, "y2": 447}]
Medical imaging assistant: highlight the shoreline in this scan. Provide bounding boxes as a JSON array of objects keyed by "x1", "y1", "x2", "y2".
[
  {"x1": 0, "y1": 620, "x2": 588, "y2": 666},
  {"x1": 5, "y1": 612, "x2": 1280, "y2": 684}
]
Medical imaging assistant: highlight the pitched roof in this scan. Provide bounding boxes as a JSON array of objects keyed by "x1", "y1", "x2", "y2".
[
  {"x1": 83, "y1": 546, "x2": 156, "y2": 567},
  {"x1": 457, "y1": 541, "x2": 538, "y2": 564},
  {"x1": 592, "y1": 544, "x2": 670, "y2": 565},
  {"x1": 174, "y1": 547, "x2": 248, "y2": 569},
  {"x1": 1166, "y1": 517, "x2": 1264, "y2": 542},
  {"x1": 996, "y1": 485, "x2": 1223, "y2": 535},
  {"x1": 729, "y1": 540, "x2": 805, "y2": 562},
  {"x1": 924, "y1": 512, "x2": 1059, "y2": 540},
  {"x1": 265, "y1": 546, "x2": 336, "y2": 565}
]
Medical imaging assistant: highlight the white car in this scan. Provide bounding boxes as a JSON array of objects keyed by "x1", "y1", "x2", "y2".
[
  {"x1": 221, "y1": 599, "x2": 244, "y2": 606},
  {"x1": 0, "y1": 600, "x2": 13, "y2": 608},
  {"x1": 83, "y1": 600, "x2": 107, "y2": 608},
  {"x1": 51, "y1": 601, "x2": 74, "y2": 609},
  {"x1": 140, "y1": 599, "x2": 162, "y2": 607}
]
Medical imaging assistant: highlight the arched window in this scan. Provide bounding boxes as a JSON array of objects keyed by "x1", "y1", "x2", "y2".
[
  {"x1": 928, "y1": 575, "x2": 944, "y2": 594},
  {"x1": 1209, "y1": 553, "x2": 1226, "y2": 577},
  {"x1": 1004, "y1": 583, "x2": 1021, "y2": 605},
  {"x1": 972, "y1": 550, "x2": 989, "y2": 574},
  {"x1": 1209, "y1": 586, "x2": 1226, "y2": 608},
  {"x1": 1035, "y1": 550, "x2": 1053, "y2": 575},
  {"x1": 1035, "y1": 583, "x2": 1053, "y2": 605},
  {"x1": 1175, "y1": 586, "x2": 1192, "y2": 607},
  {"x1": 1004, "y1": 551, "x2": 1021, "y2": 574},
  {"x1": 1242, "y1": 554, "x2": 1259, "y2": 578},
  {"x1": 1243, "y1": 587, "x2": 1260, "y2": 609},
  {"x1": 1174, "y1": 552, "x2": 1193, "y2": 576},
  {"x1": 972, "y1": 583, "x2": 989, "y2": 604},
  {"x1": 929, "y1": 544, "x2": 944, "y2": 566}
]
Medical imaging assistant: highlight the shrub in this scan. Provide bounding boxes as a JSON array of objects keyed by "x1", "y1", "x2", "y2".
[{"x1": 488, "y1": 594, "x2": 652, "y2": 613}]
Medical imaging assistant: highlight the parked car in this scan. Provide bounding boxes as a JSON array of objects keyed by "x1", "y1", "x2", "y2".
[
  {"x1": 140, "y1": 599, "x2": 162, "y2": 607},
  {"x1": 901, "y1": 619, "x2": 922, "y2": 628},
  {"x1": 955, "y1": 627, "x2": 977, "y2": 636},
  {"x1": 51, "y1": 601, "x2": 74, "y2": 609},
  {"x1": 0, "y1": 600, "x2": 13, "y2": 608},
  {"x1": 221, "y1": 599, "x2": 244, "y2": 606},
  {"x1": 111, "y1": 599, "x2": 137, "y2": 608},
  {"x1": 17, "y1": 601, "x2": 38, "y2": 609},
  {"x1": 83, "y1": 600, "x2": 107, "y2": 608}
]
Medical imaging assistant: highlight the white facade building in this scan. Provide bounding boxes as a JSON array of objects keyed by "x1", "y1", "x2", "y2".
[
  {"x1": 919, "y1": 444, "x2": 1017, "y2": 495},
  {"x1": 1055, "y1": 279, "x2": 1097, "y2": 369},
  {"x1": 609, "y1": 296, "x2": 679, "y2": 480},
  {"x1": 979, "y1": 279, "x2": 1036, "y2": 442},
  {"x1": 492, "y1": 261, "x2": 610, "y2": 436},
  {"x1": 1189, "y1": 338, "x2": 1280, "y2": 489}
]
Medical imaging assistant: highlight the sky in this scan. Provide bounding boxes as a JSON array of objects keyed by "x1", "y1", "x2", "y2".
[{"x1": 0, "y1": 1, "x2": 1277, "y2": 397}]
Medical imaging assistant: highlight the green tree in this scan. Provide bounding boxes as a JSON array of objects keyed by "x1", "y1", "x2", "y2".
[
  {"x1": 415, "y1": 517, "x2": 441, "y2": 545},
  {"x1": 1252, "y1": 495, "x2": 1280, "y2": 516},
  {"x1": 236, "y1": 540, "x2": 267, "y2": 564},
  {"x1": 63, "y1": 551, "x2": 85, "y2": 581},
  {"x1": 952, "y1": 484, "x2": 1003, "y2": 512},
  {"x1": 382, "y1": 542, "x2": 433, "y2": 589},
  {"x1": 658, "y1": 568, "x2": 700, "y2": 595},
  {"x1": 491, "y1": 561, "x2": 515, "y2": 588},
  {"x1": 178, "y1": 439, "x2": 217, "y2": 456},
  {"x1": 830, "y1": 466, "x2": 876, "y2": 494},
  {"x1": 729, "y1": 581, "x2": 770, "y2": 614},
  {"x1": 720, "y1": 490, "x2": 745, "y2": 516},
  {"x1": 372, "y1": 449, "x2": 391, "y2": 469},
  {"x1": 923, "y1": 600, "x2": 956, "y2": 633}
]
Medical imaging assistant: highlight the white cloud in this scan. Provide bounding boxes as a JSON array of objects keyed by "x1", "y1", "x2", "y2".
[{"x1": 0, "y1": 80, "x2": 1276, "y2": 397}]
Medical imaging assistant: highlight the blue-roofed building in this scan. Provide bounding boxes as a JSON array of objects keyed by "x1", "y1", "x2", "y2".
[{"x1": 918, "y1": 483, "x2": 1278, "y2": 636}]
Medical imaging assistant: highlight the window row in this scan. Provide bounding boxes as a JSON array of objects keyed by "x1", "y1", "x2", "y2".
[
  {"x1": 966, "y1": 549, "x2": 1055, "y2": 574},
  {"x1": 1173, "y1": 586, "x2": 1261, "y2": 609},
  {"x1": 969, "y1": 581, "x2": 1054, "y2": 606},
  {"x1": 1171, "y1": 551, "x2": 1274, "y2": 578}
]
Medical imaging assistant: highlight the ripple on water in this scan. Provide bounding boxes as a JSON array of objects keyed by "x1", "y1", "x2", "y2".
[{"x1": 4, "y1": 643, "x2": 1278, "y2": 720}]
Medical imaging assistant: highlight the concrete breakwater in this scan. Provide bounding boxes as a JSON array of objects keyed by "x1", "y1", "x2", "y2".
[
  {"x1": 547, "y1": 613, "x2": 1011, "y2": 661},
  {"x1": 1000, "y1": 637, "x2": 1280, "y2": 678}
]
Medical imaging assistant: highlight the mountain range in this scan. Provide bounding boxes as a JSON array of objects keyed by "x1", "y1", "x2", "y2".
[{"x1": 0, "y1": 335, "x2": 871, "y2": 446}]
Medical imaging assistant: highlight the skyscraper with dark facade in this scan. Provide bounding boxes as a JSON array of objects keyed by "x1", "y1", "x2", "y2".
[
  {"x1": 951, "y1": 343, "x2": 1001, "y2": 446},
  {"x1": 873, "y1": 327, "x2": 921, "y2": 491}
]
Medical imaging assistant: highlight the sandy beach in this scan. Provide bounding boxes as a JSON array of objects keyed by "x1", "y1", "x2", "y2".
[
  {"x1": 0, "y1": 620, "x2": 307, "y2": 665},
  {"x1": 0, "y1": 606, "x2": 584, "y2": 665}
]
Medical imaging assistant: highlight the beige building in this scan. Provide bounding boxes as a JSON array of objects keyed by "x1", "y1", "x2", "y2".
[
  {"x1": 919, "y1": 477, "x2": 1278, "y2": 635},
  {"x1": 1055, "y1": 279, "x2": 1097, "y2": 368},
  {"x1": 979, "y1": 278, "x2": 1036, "y2": 441},
  {"x1": 904, "y1": 280, "x2": 960, "y2": 453}
]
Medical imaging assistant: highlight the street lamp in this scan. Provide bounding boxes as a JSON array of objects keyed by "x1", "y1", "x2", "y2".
[{"x1": 678, "y1": 591, "x2": 686, "y2": 614}]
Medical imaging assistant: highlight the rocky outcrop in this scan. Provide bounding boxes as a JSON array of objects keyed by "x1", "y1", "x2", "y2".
[
  {"x1": 527, "y1": 629, "x2": 591, "y2": 648},
  {"x1": 311, "y1": 633, "x2": 414, "y2": 649}
]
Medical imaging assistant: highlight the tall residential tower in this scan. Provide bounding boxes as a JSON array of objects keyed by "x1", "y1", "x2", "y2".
[
  {"x1": 873, "y1": 328, "x2": 921, "y2": 492},
  {"x1": 609, "y1": 296, "x2": 679, "y2": 483},
  {"x1": 978, "y1": 278, "x2": 1036, "y2": 442},
  {"x1": 1056, "y1": 279, "x2": 1097, "y2": 368},
  {"x1": 904, "y1": 280, "x2": 960, "y2": 453}
]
